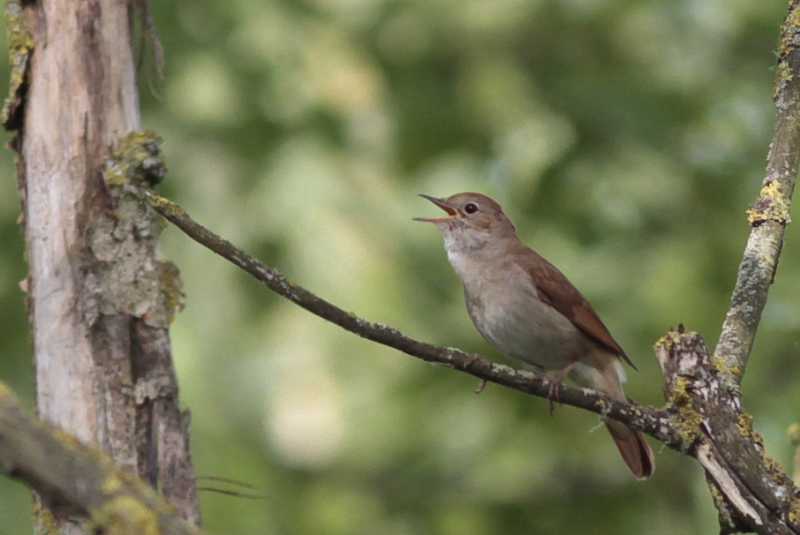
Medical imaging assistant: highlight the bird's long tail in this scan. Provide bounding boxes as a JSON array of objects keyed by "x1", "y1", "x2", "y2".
[
  {"x1": 604, "y1": 419, "x2": 654, "y2": 480},
  {"x1": 573, "y1": 356, "x2": 655, "y2": 480}
]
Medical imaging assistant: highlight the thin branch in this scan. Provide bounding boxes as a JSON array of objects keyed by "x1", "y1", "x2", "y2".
[
  {"x1": 0, "y1": 383, "x2": 200, "y2": 535},
  {"x1": 140, "y1": 189, "x2": 678, "y2": 446},
  {"x1": 714, "y1": 0, "x2": 800, "y2": 385}
]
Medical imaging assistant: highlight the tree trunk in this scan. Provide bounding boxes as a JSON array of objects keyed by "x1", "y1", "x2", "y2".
[{"x1": 7, "y1": 0, "x2": 200, "y2": 531}]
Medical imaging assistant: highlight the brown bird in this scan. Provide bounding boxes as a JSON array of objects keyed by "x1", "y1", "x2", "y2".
[{"x1": 415, "y1": 192, "x2": 654, "y2": 479}]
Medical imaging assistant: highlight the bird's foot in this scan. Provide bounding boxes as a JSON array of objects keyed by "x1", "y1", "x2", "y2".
[
  {"x1": 547, "y1": 380, "x2": 562, "y2": 415},
  {"x1": 474, "y1": 379, "x2": 488, "y2": 394},
  {"x1": 545, "y1": 362, "x2": 579, "y2": 415}
]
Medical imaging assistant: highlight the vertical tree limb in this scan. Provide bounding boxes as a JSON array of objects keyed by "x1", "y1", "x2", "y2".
[
  {"x1": 715, "y1": 0, "x2": 800, "y2": 385},
  {"x1": 4, "y1": 1, "x2": 199, "y2": 531}
]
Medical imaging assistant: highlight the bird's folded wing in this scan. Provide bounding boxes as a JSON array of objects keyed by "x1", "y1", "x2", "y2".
[{"x1": 526, "y1": 254, "x2": 637, "y2": 370}]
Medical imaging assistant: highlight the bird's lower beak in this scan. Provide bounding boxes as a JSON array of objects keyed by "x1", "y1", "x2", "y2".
[{"x1": 413, "y1": 194, "x2": 457, "y2": 223}]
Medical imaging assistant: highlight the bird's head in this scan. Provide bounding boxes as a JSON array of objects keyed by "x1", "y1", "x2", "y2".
[{"x1": 414, "y1": 192, "x2": 517, "y2": 254}]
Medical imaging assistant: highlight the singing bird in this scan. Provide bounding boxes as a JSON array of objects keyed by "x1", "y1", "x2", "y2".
[{"x1": 415, "y1": 192, "x2": 654, "y2": 479}]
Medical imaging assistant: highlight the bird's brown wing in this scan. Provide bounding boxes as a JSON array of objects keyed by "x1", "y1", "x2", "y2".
[{"x1": 525, "y1": 251, "x2": 637, "y2": 370}]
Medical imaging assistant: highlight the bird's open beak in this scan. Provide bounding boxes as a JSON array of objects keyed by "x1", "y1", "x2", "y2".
[{"x1": 413, "y1": 194, "x2": 458, "y2": 223}]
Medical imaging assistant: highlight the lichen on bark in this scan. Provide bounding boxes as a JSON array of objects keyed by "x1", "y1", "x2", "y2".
[
  {"x1": 86, "y1": 131, "x2": 184, "y2": 328},
  {"x1": 746, "y1": 180, "x2": 793, "y2": 226},
  {"x1": 1, "y1": 0, "x2": 33, "y2": 129}
]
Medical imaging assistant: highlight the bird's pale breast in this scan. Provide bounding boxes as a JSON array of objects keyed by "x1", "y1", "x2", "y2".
[{"x1": 456, "y1": 258, "x2": 588, "y2": 371}]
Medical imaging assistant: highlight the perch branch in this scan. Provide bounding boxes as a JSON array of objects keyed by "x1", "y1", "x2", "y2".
[
  {"x1": 140, "y1": 189, "x2": 677, "y2": 445},
  {"x1": 714, "y1": 0, "x2": 800, "y2": 386},
  {"x1": 0, "y1": 383, "x2": 200, "y2": 535},
  {"x1": 145, "y1": 188, "x2": 800, "y2": 533}
]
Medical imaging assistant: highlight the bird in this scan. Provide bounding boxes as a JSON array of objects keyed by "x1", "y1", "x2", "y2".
[{"x1": 415, "y1": 191, "x2": 654, "y2": 479}]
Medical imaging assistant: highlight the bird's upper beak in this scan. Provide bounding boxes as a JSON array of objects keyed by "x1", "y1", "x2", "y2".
[{"x1": 413, "y1": 194, "x2": 458, "y2": 223}]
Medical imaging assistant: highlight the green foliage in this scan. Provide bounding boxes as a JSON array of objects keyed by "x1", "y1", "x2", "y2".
[{"x1": 2, "y1": 1, "x2": 799, "y2": 533}]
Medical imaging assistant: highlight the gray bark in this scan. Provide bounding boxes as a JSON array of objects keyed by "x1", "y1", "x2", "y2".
[{"x1": 4, "y1": 0, "x2": 200, "y2": 531}]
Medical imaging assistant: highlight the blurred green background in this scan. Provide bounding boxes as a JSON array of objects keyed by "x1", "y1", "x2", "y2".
[{"x1": 2, "y1": 1, "x2": 799, "y2": 533}]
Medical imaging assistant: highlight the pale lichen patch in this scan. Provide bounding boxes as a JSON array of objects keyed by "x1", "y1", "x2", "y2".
[
  {"x1": 712, "y1": 355, "x2": 742, "y2": 379},
  {"x1": 776, "y1": 5, "x2": 800, "y2": 108},
  {"x1": 747, "y1": 180, "x2": 793, "y2": 226},
  {"x1": 144, "y1": 191, "x2": 186, "y2": 219},
  {"x1": 86, "y1": 131, "x2": 184, "y2": 327},
  {"x1": 90, "y1": 495, "x2": 160, "y2": 535},
  {"x1": 102, "y1": 475, "x2": 123, "y2": 495},
  {"x1": 666, "y1": 377, "x2": 704, "y2": 449},
  {"x1": 104, "y1": 131, "x2": 166, "y2": 188},
  {"x1": 788, "y1": 497, "x2": 800, "y2": 525}
]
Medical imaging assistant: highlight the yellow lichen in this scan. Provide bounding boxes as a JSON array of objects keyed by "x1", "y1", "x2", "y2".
[
  {"x1": 158, "y1": 261, "x2": 185, "y2": 324},
  {"x1": 653, "y1": 329, "x2": 682, "y2": 352},
  {"x1": 737, "y1": 412, "x2": 754, "y2": 438},
  {"x1": 104, "y1": 131, "x2": 166, "y2": 188},
  {"x1": 145, "y1": 191, "x2": 185, "y2": 219},
  {"x1": 712, "y1": 355, "x2": 742, "y2": 379},
  {"x1": 2, "y1": 0, "x2": 34, "y2": 128},
  {"x1": 669, "y1": 377, "x2": 691, "y2": 404},
  {"x1": 672, "y1": 407, "x2": 703, "y2": 447},
  {"x1": 746, "y1": 180, "x2": 792, "y2": 226},
  {"x1": 103, "y1": 475, "x2": 123, "y2": 495},
  {"x1": 780, "y1": 7, "x2": 800, "y2": 59},
  {"x1": 666, "y1": 378, "x2": 703, "y2": 448},
  {"x1": 789, "y1": 497, "x2": 800, "y2": 525},
  {"x1": 32, "y1": 499, "x2": 60, "y2": 535},
  {"x1": 775, "y1": 60, "x2": 794, "y2": 100},
  {"x1": 763, "y1": 454, "x2": 784, "y2": 476},
  {"x1": 594, "y1": 397, "x2": 610, "y2": 413},
  {"x1": 90, "y1": 495, "x2": 159, "y2": 535}
]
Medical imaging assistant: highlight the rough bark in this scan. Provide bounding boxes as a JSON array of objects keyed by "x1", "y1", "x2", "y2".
[
  {"x1": 0, "y1": 383, "x2": 200, "y2": 535},
  {"x1": 714, "y1": 0, "x2": 800, "y2": 387},
  {"x1": 656, "y1": 330, "x2": 798, "y2": 534},
  {"x1": 3, "y1": 0, "x2": 199, "y2": 531}
]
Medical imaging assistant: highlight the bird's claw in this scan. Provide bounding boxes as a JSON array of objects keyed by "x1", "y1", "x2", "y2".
[
  {"x1": 474, "y1": 379, "x2": 488, "y2": 394},
  {"x1": 547, "y1": 380, "x2": 561, "y2": 415}
]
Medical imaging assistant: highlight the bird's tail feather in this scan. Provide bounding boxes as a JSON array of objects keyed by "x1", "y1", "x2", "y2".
[
  {"x1": 573, "y1": 352, "x2": 655, "y2": 480},
  {"x1": 605, "y1": 420, "x2": 655, "y2": 480}
]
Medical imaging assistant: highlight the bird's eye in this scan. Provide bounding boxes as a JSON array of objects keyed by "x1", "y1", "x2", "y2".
[{"x1": 464, "y1": 203, "x2": 479, "y2": 214}]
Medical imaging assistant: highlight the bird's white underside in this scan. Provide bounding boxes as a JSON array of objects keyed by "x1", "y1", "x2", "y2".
[{"x1": 446, "y1": 244, "x2": 626, "y2": 386}]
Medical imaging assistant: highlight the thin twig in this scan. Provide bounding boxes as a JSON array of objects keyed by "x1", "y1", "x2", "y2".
[{"x1": 141, "y1": 189, "x2": 678, "y2": 445}]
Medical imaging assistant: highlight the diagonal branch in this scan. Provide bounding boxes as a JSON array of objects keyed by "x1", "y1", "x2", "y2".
[
  {"x1": 0, "y1": 383, "x2": 200, "y2": 535},
  {"x1": 714, "y1": 0, "x2": 800, "y2": 385},
  {"x1": 140, "y1": 189, "x2": 677, "y2": 446}
]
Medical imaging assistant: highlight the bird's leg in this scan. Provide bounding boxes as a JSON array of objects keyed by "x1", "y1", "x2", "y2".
[
  {"x1": 463, "y1": 354, "x2": 488, "y2": 394},
  {"x1": 546, "y1": 361, "x2": 579, "y2": 415},
  {"x1": 474, "y1": 379, "x2": 488, "y2": 394}
]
